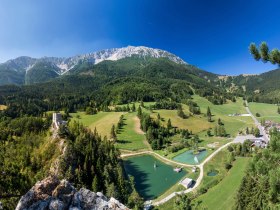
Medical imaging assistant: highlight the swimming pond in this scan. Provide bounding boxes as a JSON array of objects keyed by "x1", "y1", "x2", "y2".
[
  {"x1": 123, "y1": 155, "x2": 186, "y2": 200},
  {"x1": 172, "y1": 150, "x2": 208, "y2": 165},
  {"x1": 207, "y1": 170, "x2": 219, "y2": 176}
]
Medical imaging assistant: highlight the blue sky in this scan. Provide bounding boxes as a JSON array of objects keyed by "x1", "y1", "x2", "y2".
[{"x1": 0, "y1": 0, "x2": 279, "y2": 75}]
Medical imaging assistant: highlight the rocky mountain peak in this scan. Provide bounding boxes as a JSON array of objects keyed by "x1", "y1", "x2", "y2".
[{"x1": 15, "y1": 176, "x2": 129, "y2": 210}]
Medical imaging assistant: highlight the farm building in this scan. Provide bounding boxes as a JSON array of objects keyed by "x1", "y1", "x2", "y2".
[{"x1": 180, "y1": 178, "x2": 193, "y2": 189}]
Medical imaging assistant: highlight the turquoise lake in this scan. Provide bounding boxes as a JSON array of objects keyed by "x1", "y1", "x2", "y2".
[
  {"x1": 123, "y1": 155, "x2": 186, "y2": 200},
  {"x1": 172, "y1": 150, "x2": 208, "y2": 165}
]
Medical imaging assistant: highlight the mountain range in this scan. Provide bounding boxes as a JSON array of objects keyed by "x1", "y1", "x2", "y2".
[
  {"x1": 0, "y1": 46, "x2": 188, "y2": 85},
  {"x1": 1, "y1": 45, "x2": 280, "y2": 104}
]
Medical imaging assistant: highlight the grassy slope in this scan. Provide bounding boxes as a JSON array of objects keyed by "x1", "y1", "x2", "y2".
[
  {"x1": 151, "y1": 108, "x2": 211, "y2": 134},
  {"x1": 158, "y1": 157, "x2": 250, "y2": 210},
  {"x1": 151, "y1": 95, "x2": 254, "y2": 138},
  {"x1": 70, "y1": 112, "x2": 125, "y2": 137},
  {"x1": 70, "y1": 96, "x2": 254, "y2": 151},
  {"x1": 116, "y1": 112, "x2": 148, "y2": 150},
  {"x1": 192, "y1": 95, "x2": 254, "y2": 137},
  {"x1": 249, "y1": 102, "x2": 280, "y2": 123},
  {"x1": 195, "y1": 157, "x2": 250, "y2": 210},
  {"x1": 70, "y1": 111, "x2": 148, "y2": 151}
]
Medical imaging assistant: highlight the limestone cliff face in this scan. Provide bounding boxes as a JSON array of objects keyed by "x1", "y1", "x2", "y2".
[{"x1": 16, "y1": 176, "x2": 129, "y2": 210}]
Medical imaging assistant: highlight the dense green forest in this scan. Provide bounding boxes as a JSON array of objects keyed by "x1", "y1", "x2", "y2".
[
  {"x1": 2, "y1": 53, "x2": 280, "y2": 209},
  {"x1": 0, "y1": 115, "x2": 142, "y2": 209},
  {"x1": 0, "y1": 57, "x2": 238, "y2": 120},
  {"x1": 235, "y1": 129, "x2": 280, "y2": 209},
  {"x1": 0, "y1": 116, "x2": 57, "y2": 209},
  {"x1": 220, "y1": 42, "x2": 280, "y2": 104},
  {"x1": 59, "y1": 121, "x2": 142, "y2": 208}
]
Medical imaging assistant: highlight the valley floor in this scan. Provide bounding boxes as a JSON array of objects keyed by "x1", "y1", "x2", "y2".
[{"x1": 68, "y1": 96, "x2": 259, "y2": 209}]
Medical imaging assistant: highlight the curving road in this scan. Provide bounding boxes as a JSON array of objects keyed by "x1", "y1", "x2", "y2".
[
  {"x1": 123, "y1": 102, "x2": 263, "y2": 207},
  {"x1": 122, "y1": 141, "x2": 235, "y2": 206},
  {"x1": 152, "y1": 141, "x2": 234, "y2": 206}
]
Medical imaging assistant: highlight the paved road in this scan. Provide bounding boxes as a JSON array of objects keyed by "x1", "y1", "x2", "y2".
[
  {"x1": 128, "y1": 102, "x2": 268, "y2": 207},
  {"x1": 152, "y1": 141, "x2": 234, "y2": 206},
  {"x1": 245, "y1": 105, "x2": 269, "y2": 142},
  {"x1": 126, "y1": 133, "x2": 257, "y2": 207}
]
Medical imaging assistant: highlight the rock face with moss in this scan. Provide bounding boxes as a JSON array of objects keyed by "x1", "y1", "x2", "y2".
[{"x1": 15, "y1": 176, "x2": 129, "y2": 210}]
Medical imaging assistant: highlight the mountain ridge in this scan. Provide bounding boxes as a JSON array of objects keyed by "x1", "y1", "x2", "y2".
[{"x1": 0, "y1": 46, "x2": 189, "y2": 85}]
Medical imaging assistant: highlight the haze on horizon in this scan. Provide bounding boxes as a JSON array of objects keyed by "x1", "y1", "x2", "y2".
[{"x1": 0, "y1": 0, "x2": 279, "y2": 75}]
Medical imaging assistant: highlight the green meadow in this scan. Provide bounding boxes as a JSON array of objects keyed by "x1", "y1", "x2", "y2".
[
  {"x1": 192, "y1": 95, "x2": 254, "y2": 136},
  {"x1": 158, "y1": 156, "x2": 250, "y2": 210},
  {"x1": 249, "y1": 102, "x2": 280, "y2": 123},
  {"x1": 116, "y1": 112, "x2": 148, "y2": 150},
  {"x1": 195, "y1": 157, "x2": 250, "y2": 210},
  {"x1": 70, "y1": 111, "x2": 125, "y2": 137},
  {"x1": 70, "y1": 111, "x2": 148, "y2": 151}
]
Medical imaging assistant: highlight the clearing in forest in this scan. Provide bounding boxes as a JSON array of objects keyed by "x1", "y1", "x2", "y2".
[
  {"x1": 116, "y1": 112, "x2": 148, "y2": 150},
  {"x1": 192, "y1": 95, "x2": 255, "y2": 136},
  {"x1": 70, "y1": 111, "x2": 125, "y2": 137}
]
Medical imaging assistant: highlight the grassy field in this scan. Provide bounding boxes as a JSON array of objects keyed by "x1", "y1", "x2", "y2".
[
  {"x1": 69, "y1": 96, "x2": 254, "y2": 152},
  {"x1": 0, "y1": 105, "x2": 7, "y2": 110},
  {"x1": 195, "y1": 157, "x2": 250, "y2": 210},
  {"x1": 151, "y1": 109, "x2": 211, "y2": 134},
  {"x1": 198, "y1": 149, "x2": 229, "y2": 191},
  {"x1": 70, "y1": 111, "x2": 125, "y2": 137},
  {"x1": 249, "y1": 102, "x2": 280, "y2": 123},
  {"x1": 192, "y1": 95, "x2": 255, "y2": 137},
  {"x1": 151, "y1": 95, "x2": 254, "y2": 138},
  {"x1": 116, "y1": 112, "x2": 148, "y2": 150},
  {"x1": 70, "y1": 111, "x2": 148, "y2": 151},
  {"x1": 157, "y1": 156, "x2": 250, "y2": 210}
]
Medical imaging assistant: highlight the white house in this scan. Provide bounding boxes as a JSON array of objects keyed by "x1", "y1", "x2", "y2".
[{"x1": 179, "y1": 178, "x2": 193, "y2": 189}]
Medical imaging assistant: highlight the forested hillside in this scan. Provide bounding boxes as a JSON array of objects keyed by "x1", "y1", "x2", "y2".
[
  {"x1": 222, "y1": 69, "x2": 280, "y2": 103},
  {"x1": 0, "y1": 56, "x2": 238, "y2": 119},
  {"x1": 235, "y1": 129, "x2": 280, "y2": 209}
]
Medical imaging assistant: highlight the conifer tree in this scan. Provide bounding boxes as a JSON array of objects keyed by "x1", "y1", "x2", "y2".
[
  {"x1": 92, "y1": 175, "x2": 99, "y2": 192},
  {"x1": 174, "y1": 193, "x2": 191, "y2": 210},
  {"x1": 137, "y1": 106, "x2": 142, "y2": 117},
  {"x1": 245, "y1": 127, "x2": 249, "y2": 135},
  {"x1": 167, "y1": 118, "x2": 172, "y2": 130},
  {"x1": 254, "y1": 127, "x2": 260, "y2": 137},
  {"x1": 131, "y1": 103, "x2": 136, "y2": 112},
  {"x1": 110, "y1": 125, "x2": 117, "y2": 142},
  {"x1": 207, "y1": 106, "x2": 212, "y2": 122},
  {"x1": 157, "y1": 113, "x2": 161, "y2": 121}
]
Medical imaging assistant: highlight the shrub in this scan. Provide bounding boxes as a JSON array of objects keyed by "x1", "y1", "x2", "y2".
[{"x1": 225, "y1": 162, "x2": 232, "y2": 170}]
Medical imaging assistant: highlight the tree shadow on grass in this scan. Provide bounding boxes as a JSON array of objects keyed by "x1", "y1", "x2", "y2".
[
  {"x1": 123, "y1": 159, "x2": 151, "y2": 199},
  {"x1": 117, "y1": 139, "x2": 132, "y2": 144}
]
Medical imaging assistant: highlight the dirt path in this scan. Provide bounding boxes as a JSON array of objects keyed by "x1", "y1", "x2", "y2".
[{"x1": 133, "y1": 116, "x2": 145, "y2": 134}]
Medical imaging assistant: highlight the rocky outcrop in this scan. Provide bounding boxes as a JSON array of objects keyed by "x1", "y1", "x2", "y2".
[{"x1": 16, "y1": 176, "x2": 129, "y2": 210}]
